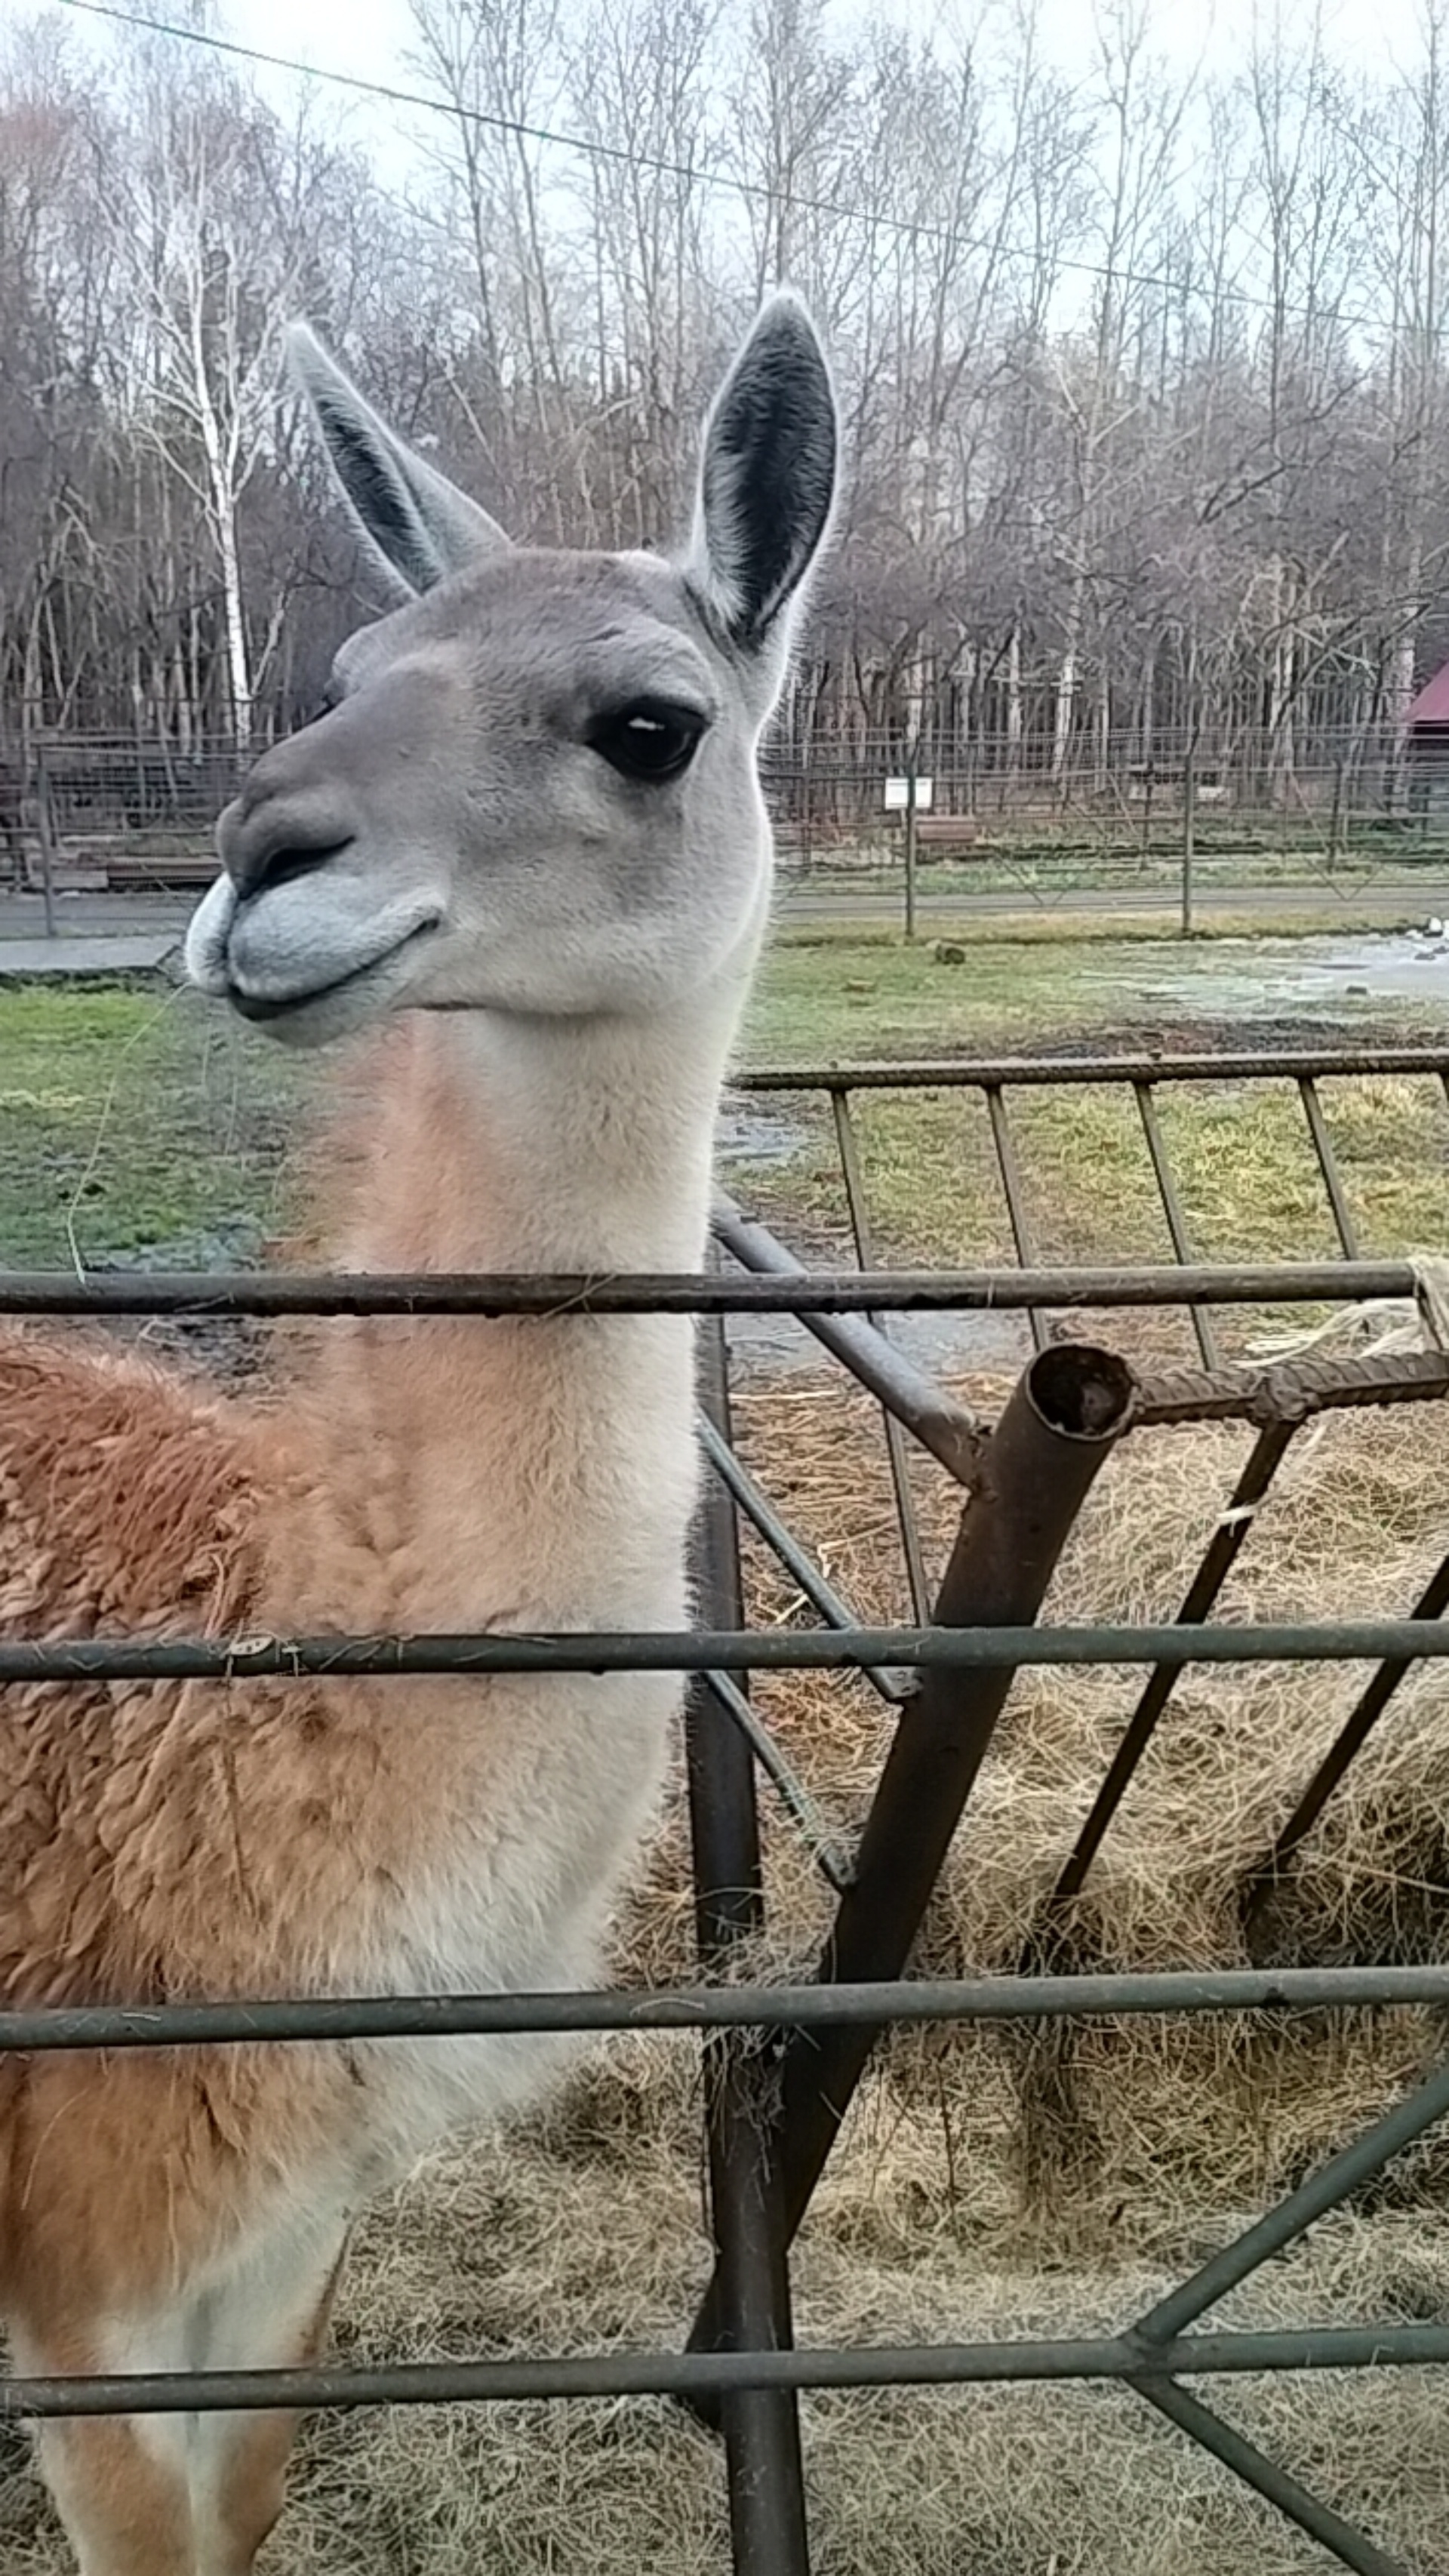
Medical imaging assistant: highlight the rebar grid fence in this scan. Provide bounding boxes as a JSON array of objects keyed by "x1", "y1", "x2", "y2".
[{"x1": 5, "y1": 1044, "x2": 1449, "y2": 2574}]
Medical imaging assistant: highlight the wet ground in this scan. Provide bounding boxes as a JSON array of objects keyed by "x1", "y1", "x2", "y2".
[{"x1": 1076, "y1": 928, "x2": 1449, "y2": 1020}]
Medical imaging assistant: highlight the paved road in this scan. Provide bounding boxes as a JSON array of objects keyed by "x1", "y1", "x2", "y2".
[
  {"x1": 0, "y1": 873, "x2": 1438, "y2": 973},
  {"x1": 0, "y1": 933, "x2": 180, "y2": 980},
  {"x1": 0, "y1": 893, "x2": 189, "y2": 979},
  {"x1": 0, "y1": 891, "x2": 192, "y2": 942}
]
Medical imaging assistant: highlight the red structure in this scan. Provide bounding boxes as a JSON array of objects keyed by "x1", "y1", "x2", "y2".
[{"x1": 1406, "y1": 662, "x2": 1449, "y2": 817}]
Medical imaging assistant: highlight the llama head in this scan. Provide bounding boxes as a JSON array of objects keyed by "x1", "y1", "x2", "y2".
[{"x1": 185, "y1": 298, "x2": 837, "y2": 1046}]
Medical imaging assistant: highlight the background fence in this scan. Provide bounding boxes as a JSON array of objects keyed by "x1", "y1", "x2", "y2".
[{"x1": 8, "y1": 728, "x2": 1449, "y2": 897}]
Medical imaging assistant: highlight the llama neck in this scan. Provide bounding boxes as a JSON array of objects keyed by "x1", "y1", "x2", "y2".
[
  {"x1": 276, "y1": 974, "x2": 747, "y2": 1634},
  {"x1": 335, "y1": 998, "x2": 734, "y2": 1279}
]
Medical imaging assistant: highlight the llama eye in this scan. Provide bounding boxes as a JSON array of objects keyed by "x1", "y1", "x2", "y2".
[{"x1": 587, "y1": 702, "x2": 705, "y2": 782}]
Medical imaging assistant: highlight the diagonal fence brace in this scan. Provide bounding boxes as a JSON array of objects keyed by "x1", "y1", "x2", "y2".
[
  {"x1": 1134, "y1": 2377, "x2": 1407, "y2": 2576},
  {"x1": 1130, "y1": 2048, "x2": 1449, "y2": 2353}
]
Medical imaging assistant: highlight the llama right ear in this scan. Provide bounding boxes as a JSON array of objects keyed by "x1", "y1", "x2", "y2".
[
  {"x1": 286, "y1": 322, "x2": 510, "y2": 600},
  {"x1": 686, "y1": 293, "x2": 838, "y2": 654}
]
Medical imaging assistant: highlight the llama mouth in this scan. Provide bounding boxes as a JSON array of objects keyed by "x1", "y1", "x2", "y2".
[{"x1": 228, "y1": 919, "x2": 440, "y2": 1023}]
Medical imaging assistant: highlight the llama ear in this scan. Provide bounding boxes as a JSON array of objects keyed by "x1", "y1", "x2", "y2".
[
  {"x1": 286, "y1": 322, "x2": 510, "y2": 599},
  {"x1": 686, "y1": 292, "x2": 838, "y2": 652}
]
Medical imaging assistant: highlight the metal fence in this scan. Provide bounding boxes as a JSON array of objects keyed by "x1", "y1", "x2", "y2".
[
  {"x1": 11, "y1": 727, "x2": 1449, "y2": 896},
  {"x1": 7, "y1": 1042, "x2": 1449, "y2": 2574}
]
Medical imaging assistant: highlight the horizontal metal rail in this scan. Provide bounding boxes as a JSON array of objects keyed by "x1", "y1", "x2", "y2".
[
  {"x1": 0, "y1": 1259, "x2": 1433, "y2": 1314},
  {"x1": 732, "y1": 1048, "x2": 1449, "y2": 1090},
  {"x1": 3, "y1": 1965, "x2": 1449, "y2": 2053},
  {"x1": 4, "y1": 1054, "x2": 1447, "y2": 2576},
  {"x1": 15, "y1": 1615, "x2": 1449, "y2": 1679},
  {"x1": 3, "y1": 2322, "x2": 1448, "y2": 2422}
]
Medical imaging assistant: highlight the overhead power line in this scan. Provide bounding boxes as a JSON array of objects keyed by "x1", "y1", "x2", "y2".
[{"x1": 52, "y1": 0, "x2": 1420, "y2": 344}]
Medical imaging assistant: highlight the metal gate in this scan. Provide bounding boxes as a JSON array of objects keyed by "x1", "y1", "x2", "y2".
[{"x1": 5, "y1": 1041, "x2": 1449, "y2": 2576}]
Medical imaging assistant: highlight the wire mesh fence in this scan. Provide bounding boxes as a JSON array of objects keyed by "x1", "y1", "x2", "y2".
[
  {"x1": 9, "y1": 729, "x2": 1449, "y2": 894},
  {"x1": 4, "y1": 1043, "x2": 1449, "y2": 2574}
]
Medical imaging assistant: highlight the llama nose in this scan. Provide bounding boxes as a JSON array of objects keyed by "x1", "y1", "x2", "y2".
[{"x1": 218, "y1": 786, "x2": 357, "y2": 901}]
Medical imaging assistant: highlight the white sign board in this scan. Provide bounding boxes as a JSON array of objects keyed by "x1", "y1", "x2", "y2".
[{"x1": 884, "y1": 776, "x2": 934, "y2": 811}]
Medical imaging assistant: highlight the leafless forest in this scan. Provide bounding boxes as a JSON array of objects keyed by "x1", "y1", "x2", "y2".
[{"x1": 5, "y1": 0, "x2": 1449, "y2": 815}]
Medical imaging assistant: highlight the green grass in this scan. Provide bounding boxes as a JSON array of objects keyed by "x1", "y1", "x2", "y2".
[
  {"x1": 0, "y1": 983, "x2": 313, "y2": 1269},
  {"x1": 729, "y1": 1064, "x2": 1449, "y2": 1284},
  {"x1": 731, "y1": 937, "x2": 1449, "y2": 1352},
  {"x1": 743, "y1": 931, "x2": 1140, "y2": 1060},
  {"x1": 2, "y1": 935, "x2": 1447, "y2": 1324},
  {"x1": 0, "y1": 938, "x2": 1136, "y2": 1270},
  {"x1": 742, "y1": 920, "x2": 1416, "y2": 1061}
]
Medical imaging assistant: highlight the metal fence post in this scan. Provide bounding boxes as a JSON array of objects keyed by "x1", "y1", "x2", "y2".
[
  {"x1": 688, "y1": 1341, "x2": 1134, "y2": 2369},
  {"x1": 903, "y1": 760, "x2": 918, "y2": 942},
  {"x1": 685, "y1": 1307, "x2": 812, "y2": 2574},
  {"x1": 33, "y1": 743, "x2": 57, "y2": 939},
  {"x1": 1180, "y1": 744, "x2": 1195, "y2": 937}
]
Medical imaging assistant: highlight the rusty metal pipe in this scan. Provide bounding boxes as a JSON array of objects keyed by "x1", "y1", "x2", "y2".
[
  {"x1": 687, "y1": 1343, "x2": 1133, "y2": 2380},
  {"x1": 731, "y1": 1047, "x2": 1449, "y2": 1091},
  {"x1": 709, "y1": 1195, "x2": 983, "y2": 1481},
  {"x1": 0, "y1": 1257, "x2": 1427, "y2": 1319}
]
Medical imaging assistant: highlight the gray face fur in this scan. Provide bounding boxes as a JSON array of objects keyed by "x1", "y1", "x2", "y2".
[{"x1": 186, "y1": 297, "x2": 838, "y2": 1046}]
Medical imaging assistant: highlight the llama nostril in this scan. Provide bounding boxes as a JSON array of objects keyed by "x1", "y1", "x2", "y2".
[{"x1": 233, "y1": 836, "x2": 355, "y2": 901}]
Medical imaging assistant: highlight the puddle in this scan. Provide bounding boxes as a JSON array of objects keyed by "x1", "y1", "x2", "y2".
[
  {"x1": 725, "y1": 1300, "x2": 1029, "y2": 1380},
  {"x1": 717, "y1": 1096, "x2": 810, "y2": 1165},
  {"x1": 88, "y1": 1216, "x2": 266, "y2": 1273},
  {"x1": 1086, "y1": 929, "x2": 1449, "y2": 1020}
]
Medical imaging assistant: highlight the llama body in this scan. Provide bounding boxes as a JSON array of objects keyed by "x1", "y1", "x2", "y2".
[
  {"x1": 0, "y1": 1012, "x2": 709, "y2": 2278},
  {"x1": 0, "y1": 301, "x2": 837, "y2": 2573}
]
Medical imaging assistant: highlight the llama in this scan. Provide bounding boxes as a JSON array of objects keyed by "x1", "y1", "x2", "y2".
[{"x1": 0, "y1": 295, "x2": 838, "y2": 2576}]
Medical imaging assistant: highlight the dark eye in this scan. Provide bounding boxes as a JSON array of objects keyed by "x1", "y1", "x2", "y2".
[{"x1": 587, "y1": 701, "x2": 705, "y2": 782}]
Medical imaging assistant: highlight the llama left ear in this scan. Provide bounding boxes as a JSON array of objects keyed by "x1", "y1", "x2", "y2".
[
  {"x1": 686, "y1": 293, "x2": 837, "y2": 653},
  {"x1": 287, "y1": 322, "x2": 510, "y2": 600}
]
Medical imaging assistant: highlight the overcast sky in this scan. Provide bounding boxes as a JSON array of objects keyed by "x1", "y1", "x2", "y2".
[
  {"x1": 61, "y1": 0, "x2": 1448, "y2": 204},
  {"x1": 222, "y1": 0, "x2": 1441, "y2": 93}
]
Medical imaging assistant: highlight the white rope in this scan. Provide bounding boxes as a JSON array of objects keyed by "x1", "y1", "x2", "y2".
[{"x1": 1244, "y1": 1254, "x2": 1449, "y2": 1365}]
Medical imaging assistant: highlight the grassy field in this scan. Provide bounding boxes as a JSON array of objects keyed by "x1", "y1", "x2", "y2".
[
  {"x1": 0, "y1": 981, "x2": 312, "y2": 1270},
  {"x1": 4, "y1": 926, "x2": 1447, "y2": 1287}
]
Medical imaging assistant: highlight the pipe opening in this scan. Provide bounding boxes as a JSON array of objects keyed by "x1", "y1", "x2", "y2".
[{"x1": 1026, "y1": 1344, "x2": 1135, "y2": 1442}]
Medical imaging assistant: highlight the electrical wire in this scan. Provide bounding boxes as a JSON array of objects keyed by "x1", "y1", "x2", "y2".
[{"x1": 51, "y1": 0, "x2": 1423, "y2": 342}]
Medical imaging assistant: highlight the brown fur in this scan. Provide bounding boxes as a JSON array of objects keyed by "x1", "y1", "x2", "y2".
[
  {"x1": 0, "y1": 1032, "x2": 518, "y2": 2331},
  {"x1": 0, "y1": 1014, "x2": 695, "y2": 2388},
  {"x1": 0, "y1": 1329, "x2": 349, "y2": 2326}
]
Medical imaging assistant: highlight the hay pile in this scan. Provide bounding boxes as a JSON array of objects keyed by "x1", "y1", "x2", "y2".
[
  {"x1": 7, "y1": 1368, "x2": 1449, "y2": 2571},
  {"x1": 701, "y1": 1371, "x2": 1449, "y2": 2239}
]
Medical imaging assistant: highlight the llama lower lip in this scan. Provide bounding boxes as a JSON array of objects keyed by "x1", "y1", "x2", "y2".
[{"x1": 229, "y1": 921, "x2": 438, "y2": 1022}]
